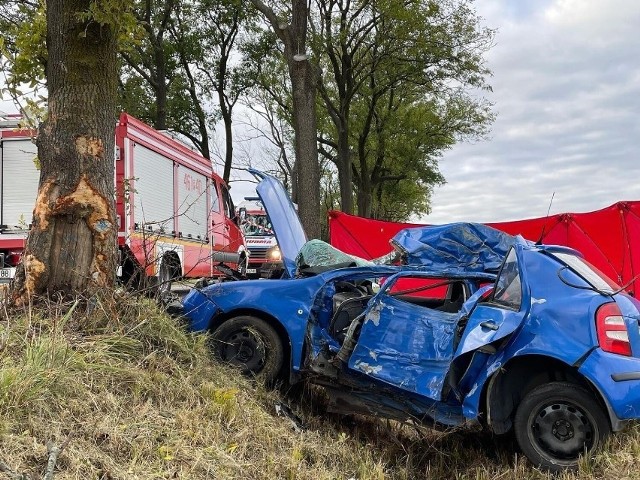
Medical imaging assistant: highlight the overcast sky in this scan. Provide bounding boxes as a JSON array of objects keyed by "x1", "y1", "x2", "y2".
[{"x1": 424, "y1": 0, "x2": 640, "y2": 223}]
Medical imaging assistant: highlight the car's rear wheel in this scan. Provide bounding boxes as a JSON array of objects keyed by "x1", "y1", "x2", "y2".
[
  {"x1": 514, "y1": 381, "x2": 610, "y2": 472},
  {"x1": 210, "y1": 315, "x2": 283, "y2": 384}
]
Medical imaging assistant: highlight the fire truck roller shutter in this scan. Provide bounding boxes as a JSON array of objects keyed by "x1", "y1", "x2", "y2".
[
  {"x1": 176, "y1": 166, "x2": 207, "y2": 241},
  {"x1": 1, "y1": 138, "x2": 39, "y2": 230},
  {"x1": 133, "y1": 144, "x2": 175, "y2": 233}
]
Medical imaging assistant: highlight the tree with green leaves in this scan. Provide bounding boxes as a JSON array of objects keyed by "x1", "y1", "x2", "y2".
[
  {"x1": 313, "y1": 0, "x2": 494, "y2": 219},
  {"x1": 250, "y1": 0, "x2": 321, "y2": 239},
  {"x1": 118, "y1": 0, "x2": 257, "y2": 184},
  {"x1": 192, "y1": 0, "x2": 255, "y2": 183},
  {"x1": 239, "y1": 29, "x2": 299, "y2": 196},
  {"x1": 120, "y1": 0, "x2": 176, "y2": 131},
  {"x1": 118, "y1": 0, "x2": 218, "y2": 159},
  {"x1": 0, "y1": 0, "x2": 47, "y2": 121}
]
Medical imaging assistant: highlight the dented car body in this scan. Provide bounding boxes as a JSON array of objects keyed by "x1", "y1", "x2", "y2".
[{"x1": 182, "y1": 171, "x2": 640, "y2": 471}]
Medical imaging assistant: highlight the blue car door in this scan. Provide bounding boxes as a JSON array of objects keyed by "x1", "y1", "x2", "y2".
[
  {"x1": 347, "y1": 273, "x2": 470, "y2": 400},
  {"x1": 347, "y1": 246, "x2": 529, "y2": 402},
  {"x1": 454, "y1": 247, "x2": 530, "y2": 357}
]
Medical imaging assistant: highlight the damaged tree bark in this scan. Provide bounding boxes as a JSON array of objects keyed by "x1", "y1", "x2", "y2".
[{"x1": 11, "y1": 0, "x2": 118, "y2": 304}]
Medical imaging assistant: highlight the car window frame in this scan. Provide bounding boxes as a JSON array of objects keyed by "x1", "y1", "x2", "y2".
[{"x1": 487, "y1": 247, "x2": 523, "y2": 311}]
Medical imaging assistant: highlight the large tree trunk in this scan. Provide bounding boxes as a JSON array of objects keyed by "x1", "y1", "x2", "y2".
[
  {"x1": 153, "y1": 40, "x2": 168, "y2": 130},
  {"x1": 288, "y1": 55, "x2": 320, "y2": 238},
  {"x1": 252, "y1": 0, "x2": 321, "y2": 239},
  {"x1": 220, "y1": 89, "x2": 234, "y2": 184},
  {"x1": 11, "y1": 0, "x2": 118, "y2": 305},
  {"x1": 356, "y1": 176, "x2": 372, "y2": 217},
  {"x1": 290, "y1": 161, "x2": 299, "y2": 203}
]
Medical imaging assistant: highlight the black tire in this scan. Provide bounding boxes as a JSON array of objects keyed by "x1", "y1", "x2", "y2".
[
  {"x1": 158, "y1": 255, "x2": 180, "y2": 297},
  {"x1": 210, "y1": 315, "x2": 284, "y2": 384},
  {"x1": 514, "y1": 381, "x2": 610, "y2": 472}
]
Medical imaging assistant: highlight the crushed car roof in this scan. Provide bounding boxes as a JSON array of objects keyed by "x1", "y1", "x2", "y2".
[{"x1": 392, "y1": 222, "x2": 516, "y2": 273}]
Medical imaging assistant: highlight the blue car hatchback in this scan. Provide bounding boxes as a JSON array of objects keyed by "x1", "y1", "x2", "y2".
[{"x1": 182, "y1": 171, "x2": 640, "y2": 472}]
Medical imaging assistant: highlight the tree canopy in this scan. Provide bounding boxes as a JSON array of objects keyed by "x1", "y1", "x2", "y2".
[
  {"x1": 312, "y1": 0, "x2": 494, "y2": 219},
  {"x1": 1, "y1": 0, "x2": 495, "y2": 236}
]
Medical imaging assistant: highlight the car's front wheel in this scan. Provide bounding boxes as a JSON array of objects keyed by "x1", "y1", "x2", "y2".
[
  {"x1": 514, "y1": 381, "x2": 610, "y2": 472},
  {"x1": 210, "y1": 315, "x2": 284, "y2": 384}
]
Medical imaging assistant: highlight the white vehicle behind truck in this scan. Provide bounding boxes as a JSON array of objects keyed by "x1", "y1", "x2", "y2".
[
  {"x1": 237, "y1": 199, "x2": 283, "y2": 279},
  {"x1": 0, "y1": 112, "x2": 247, "y2": 289}
]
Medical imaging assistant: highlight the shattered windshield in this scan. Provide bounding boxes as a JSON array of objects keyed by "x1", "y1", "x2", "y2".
[{"x1": 295, "y1": 239, "x2": 374, "y2": 272}]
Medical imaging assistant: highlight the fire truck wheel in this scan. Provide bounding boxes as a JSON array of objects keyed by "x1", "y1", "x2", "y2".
[
  {"x1": 238, "y1": 255, "x2": 248, "y2": 278},
  {"x1": 210, "y1": 315, "x2": 284, "y2": 384},
  {"x1": 158, "y1": 255, "x2": 180, "y2": 297}
]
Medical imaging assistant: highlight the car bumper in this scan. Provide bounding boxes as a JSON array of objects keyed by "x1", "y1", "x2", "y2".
[
  {"x1": 181, "y1": 288, "x2": 220, "y2": 332},
  {"x1": 579, "y1": 348, "x2": 640, "y2": 430}
]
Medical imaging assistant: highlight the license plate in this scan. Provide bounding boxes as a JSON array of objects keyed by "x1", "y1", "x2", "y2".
[
  {"x1": 246, "y1": 268, "x2": 257, "y2": 274},
  {"x1": 0, "y1": 267, "x2": 16, "y2": 282}
]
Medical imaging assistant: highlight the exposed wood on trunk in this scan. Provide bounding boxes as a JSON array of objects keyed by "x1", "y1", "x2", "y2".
[{"x1": 11, "y1": 0, "x2": 118, "y2": 304}]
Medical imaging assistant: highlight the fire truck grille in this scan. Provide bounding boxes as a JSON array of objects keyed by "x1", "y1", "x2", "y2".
[{"x1": 248, "y1": 246, "x2": 268, "y2": 261}]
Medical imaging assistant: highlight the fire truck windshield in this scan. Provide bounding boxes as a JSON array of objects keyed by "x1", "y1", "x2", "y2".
[{"x1": 241, "y1": 214, "x2": 273, "y2": 237}]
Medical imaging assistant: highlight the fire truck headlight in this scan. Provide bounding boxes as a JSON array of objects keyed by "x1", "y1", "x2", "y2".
[{"x1": 269, "y1": 247, "x2": 281, "y2": 261}]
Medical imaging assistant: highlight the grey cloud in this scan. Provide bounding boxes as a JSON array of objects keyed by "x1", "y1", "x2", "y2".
[{"x1": 425, "y1": 0, "x2": 640, "y2": 224}]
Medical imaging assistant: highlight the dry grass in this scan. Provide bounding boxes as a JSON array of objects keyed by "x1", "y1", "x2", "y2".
[{"x1": 0, "y1": 294, "x2": 638, "y2": 479}]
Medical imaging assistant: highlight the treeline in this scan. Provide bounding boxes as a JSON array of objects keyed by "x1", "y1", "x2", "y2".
[{"x1": 1, "y1": 0, "x2": 494, "y2": 225}]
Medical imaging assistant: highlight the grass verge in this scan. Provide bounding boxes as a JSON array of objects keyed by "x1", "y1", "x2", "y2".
[{"x1": 0, "y1": 294, "x2": 638, "y2": 479}]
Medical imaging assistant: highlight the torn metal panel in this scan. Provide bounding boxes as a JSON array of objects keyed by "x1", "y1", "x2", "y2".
[
  {"x1": 322, "y1": 385, "x2": 468, "y2": 428},
  {"x1": 349, "y1": 294, "x2": 459, "y2": 400},
  {"x1": 392, "y1": 222, "x2": 515, "y2": 272}
]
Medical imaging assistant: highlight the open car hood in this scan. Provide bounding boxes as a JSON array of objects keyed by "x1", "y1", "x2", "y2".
[
  {"x1": 250, "y1": 169, "x2": 307, "y2": 277},
  {"x1": 391, "y1": 222, "x2": 516, "y2": 273}
]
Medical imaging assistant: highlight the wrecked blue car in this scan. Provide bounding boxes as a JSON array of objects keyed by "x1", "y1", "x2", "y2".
[{"x1": 182, "y1": 171, "x2": 640, "y2": 472}]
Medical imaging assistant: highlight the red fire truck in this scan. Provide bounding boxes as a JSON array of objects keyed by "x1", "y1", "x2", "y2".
[{"x1": 0, "y1": 112, "x2": 247, "y2": 290}]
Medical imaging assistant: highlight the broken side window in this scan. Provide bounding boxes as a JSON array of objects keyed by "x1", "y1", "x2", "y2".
[{"x1": 492, "y1": 248, "x2": 522, "y2": 310}]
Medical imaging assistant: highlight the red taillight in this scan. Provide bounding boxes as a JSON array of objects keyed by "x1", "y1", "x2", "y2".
[{"x1": 596, "y1": 302, "x2": 632, "y2": 356}]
